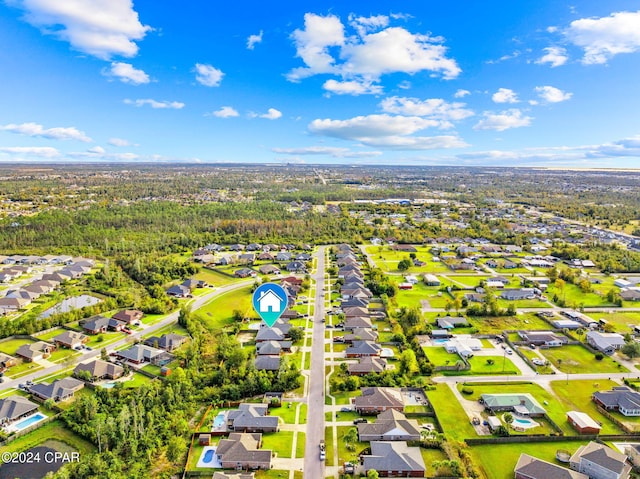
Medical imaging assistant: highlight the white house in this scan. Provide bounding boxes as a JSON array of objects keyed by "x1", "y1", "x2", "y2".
[{"x1": 258, "y1": 290, "x2": 284, "y2": 314}]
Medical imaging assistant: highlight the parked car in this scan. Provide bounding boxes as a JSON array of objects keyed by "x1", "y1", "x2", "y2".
[
  {"x1": 505, "y1": 348, "x2": 513, "y2": 355},
  {"x1": 353, "y1": 418, "x2": 367, "y2": 424},
  {"x1": 340, "y1": 407, "x2": 353, "y2": 412}
]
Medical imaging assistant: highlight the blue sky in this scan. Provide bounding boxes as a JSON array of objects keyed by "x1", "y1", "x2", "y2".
[{"x1": 1, "y1": 1, "x2": 639, "y2": 167}]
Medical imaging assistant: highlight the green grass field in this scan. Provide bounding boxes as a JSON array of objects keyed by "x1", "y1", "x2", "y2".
[
  {"x1": 540, "y1": 344, "x2": 627, "y2": 373},
  {"x1": 261, "y1": 431, "x2": 294, "y2": 458},
  {"x1": 0, "y1": 419, "x2": 96, "y2": 456},
  {"x1": 469, "y1": 313, "x2": 555, "y2": 334},
  {"x1": 427, "y1": 384, "x2": 477, "y2": 441},
  {"x1": 194, "y1": 267, "x2": 244, "y2": 286},
  {"x1": 365, "y1": 245, "x2": 451, "y2": 273},
  {"x1": 195, "y1": 285, "x2": 256, "y2": 330},
  {"x1": 546, "y1": 283, "x2": 615, "y2": 308},
  {"x1": 0, "y1": 338, "x2": 36, "y2": 355}
]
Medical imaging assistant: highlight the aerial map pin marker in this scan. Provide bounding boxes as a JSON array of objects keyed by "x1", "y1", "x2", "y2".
[{"x1": 252, "y1": 283, "x2": 288, "y2": 328}]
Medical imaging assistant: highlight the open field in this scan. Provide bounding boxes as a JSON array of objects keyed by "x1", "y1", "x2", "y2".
[
  {"x1": 469, "y1": 313, "x2": 552, "y2": 333},
  {"x1": 540, "y1": 344, "x2": 627, "y2": 373},
  {"x1": 195, "y1": 285, "x2": 256, "y2": 330},
  {"x1": 427, "y1": 384, "x2": 477, "y2": 441}
]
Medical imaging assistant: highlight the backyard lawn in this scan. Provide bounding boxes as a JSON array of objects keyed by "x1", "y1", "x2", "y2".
[
  {"x1": 0, "y1": 338, "x2": 36, "y2": 355},
  {"x1": 426, "y1": 384, "x2": 477, "y2": 441},
  {"x1": 261, "y1": 431, "x2": 294, "y2": 458},
  {"x1": 540, "y1": 344, "x2": 627, "y2": 373}
]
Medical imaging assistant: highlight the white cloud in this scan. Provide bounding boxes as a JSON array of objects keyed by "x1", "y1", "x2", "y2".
[
  {"x1": 260, "y1": 108, "x2": 282, "y2": 120},
  {"x1": 87, "y1": 146, "x2": 105, "y2": 154},
  {"x1": 288, "y1": 13, "x2": 345, "y2": 81},
  {"x1": 398, "y1": 80, "x2": 411, "y2": 89},
  {"x1": 535, "y1": 85, "x2": 573, "y2": 103},
  {"x1": 11, "y1": 0, "x2": 151, "y2": 60},
  {"x1": 323, "y1": 79, "x2": 383, "y2": 95},
  {"x1": 124, "y1": 99, "x2": 184, "y2": 109},
  {"x1": 486, "y1": 50, "x2": 521, "y2": 64},
  {"x1": 0, "y1": 146, "x2": 60, "y2": 158},
  {"x1": 105, "y1": 62, "x2": 150, "y2": 84},
  {"x1": 0, "y1": 122, "x2": 92, "y2": 142},
  {"x1": 454, "y1": 89, "x2": 470, "y2": 98},
  {"x1": 272, "y1": 146, "x2": 382, "y2": 158},
  {"x1": 473, "y1": 109, "x2": 532, "y2": 131},
  {"x1": 247, "y1": 30, "x2": 263, "y2": 50},
  {"x1": 536, "y1": 46, "x2": 568, "y2": 67},
  {"x1": 492, "y1": 88, "x2": 519, "y2": 104},
  {"x1": 287, "y1": 13, "x2": 460, "y2": 88},
  {"x1": 566, "y1": 10, "x2": 640, "y2": 64},
  {"x1": 308, "y1": 113, "x2": 468, "y2": 150},
  {"x1": 108, "y1": 137, "x2": 130, "y2": 147},
  {"x1": 211, "y1": 106, "x2": 239, "y2": 118},
  {"x1": 194, "y1": 63, "x2": 224, "y2": 87},
  {"x1": 379, "y1": 96, "x2": 474, "y2": 125}
]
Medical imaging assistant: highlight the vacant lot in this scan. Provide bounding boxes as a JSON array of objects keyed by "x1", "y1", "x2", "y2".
[
  {"x1": 195, "y1": 285, "x2": 256, "y2": 330},
  {"x1": 540, "y1": 344, "x2": 627, "y2": 373},
  {"x1": 427, "y1": 384, "x2": 477, "y2": 441},
  {"x1": 469, "y1": 313, "x2": 551, "y2": 334}
]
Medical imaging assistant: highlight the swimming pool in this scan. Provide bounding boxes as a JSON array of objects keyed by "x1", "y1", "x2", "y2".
[
  {"x1": 510, "y1": 416, "x2": 539, "y2": 429},
  {"x1": 433, "y1": 339, "x2": 449, "y2": 344},
  {"x1": 101, "y1": 382, "x2": 116, "y2": 389},
  {"x1": 13, "y1": 412, "x2": 47, "y2": 431},
  {"x1": 196, "y1": 446, "x2": 221, "y2": 468},
  {"x1": 213, "y1": 412, "x2": 226, "y2": 428},
  {"x1": 380, "y1": 348, "x2": 395, "y2": 358}
]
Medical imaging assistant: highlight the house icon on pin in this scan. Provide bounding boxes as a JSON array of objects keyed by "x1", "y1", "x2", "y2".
[{"x1": 257, "y1": 289, "x2": 283, "y2": 314}]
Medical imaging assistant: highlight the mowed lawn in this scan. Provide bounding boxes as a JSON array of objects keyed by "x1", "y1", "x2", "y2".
[
  {"x1": 470, "y1": 440, "x2": 588, "y2": 479},
  {"x1": 0, "y1": 338, "x2": 36, "y2": 355},
  {"x1": 195, "y1": 285, "x2": 256, "y2": 330},
  {"x1": 392, "y1": 280, "x2": 451, "y2": 309},
  {"x1": 540, "y1": 344, "x2": 627, "y2": 373},
  {"x1": 365, "y1": 246, "x2": 450, "y2": 273},
  {"x1": 595, "y1": 311, "x2": 640, "y2": 333},
  {"x1": 551, "y1": 379, "x2": 624, "y2": 434},
  {"x1": 426, "y1": 384, "x2": 477, "y2": 441},
  {"x1": 194, "y1": 268, "x2": 244, "y2": 287}
]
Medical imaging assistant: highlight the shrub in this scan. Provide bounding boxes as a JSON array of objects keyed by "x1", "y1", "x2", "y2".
[
  {"x1": 594, "y1": 353, "x2": 604, "y2": 361},
  {"x1": 461, "y1": 387, "x2": 474, "y2": 395}
]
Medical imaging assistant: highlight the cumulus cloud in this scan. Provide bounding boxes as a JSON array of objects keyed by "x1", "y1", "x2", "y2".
[
  {"x1": 0, "y1": 122, "x2": 92, "y2": 142},
  {"x1": 10, "y1": 0, "x2": 151, "y2": 59},
  {"x1": 473, "y1": 109, "x2": 532, "y2": 131},
  {"x1": 308, "y1": 114, "x2": 468, "y2": 150},
  {"x1": 323, "y1": 79, "x2": 383, "y2": 95},
  {"x1": 454, "y1": 89, "x2": 470, "y2": 98},
  {"x1": 194, "y1": 63, "x2": 224, "y2": 87},
  {"x1": 535, "y1": 85, "x2": 573, "y2": 103},
  {"x1": 491, "y1": 88, "x2": 519, "y2": 104},
  {"x1": 105, "y1": 62, "x2": 150, "y2": 84},
  {"x1": 87, "y1": 146, "x2": 105, "y2": 154},
  {"x1": 566, "y1": 10, "x2": 640, "y2": 64},
  {"x1": 379, "y1": 96, "x2": 474, "y2": 126},
  {"x1": 0, "y1": 146, "x2": 60, "y2": 158},
  {"x1": 260, "y1": 108, "x2": 282, "y2": 120},
  {"x1": 247, "y1": 30, "x2": 263, "y2": 50},
  {"x1": 211, "y1": 106, "x2": 239, "y2": 118},
  {"x1": 108, "y1": 137, "x2": 130, "y2": 147},
  {"x1": 536, "y1": 46, "x2": 568, "y2": 67},
  {"x1": 124, "y1": 98, "x2": 184, "y2": 109},
  {"x1": 287, "y1": 13, "x2": 460, "y2": 89},
  {"x1": 272, "y1": 146, "x2": 382, "y2": 158}
]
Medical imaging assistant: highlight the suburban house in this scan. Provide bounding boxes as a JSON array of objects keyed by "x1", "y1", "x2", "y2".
[
  {"x1": 254, "y1": 355, "x2": 281, "y2": 371},
  {"x1": 592, "y1": 386, "x2": 640, "y2": 416},
  {"x1": 354, "y1": 387, "x2": 405, "y2": 414},
  {"x1": 0, "y1": 395, "x2": 39, "y2": 427},
  {"x1": 74, "y1": 359, "x2": 124, "y2": 381},
  {"x1": 0, "y1": 296, "x2": 30, "y2": 310},
  {"x1": 570, "y1": 442, "x2": 631, "y2": 479},
  {"x1": 166, "y1": 284, "x2": 191, "y2": 298},
  {"x1": 343, "y1": 316, "x2": 373, "y2": 331},
  {"x1": 348, "y1": 356, "x2": 387, "y2": 376},
  {"x1": 518, "y1": 331, "x2": 568, "y2": 347},
  {"x1": 143, "y1": 333, "x2": 187, "y2": 352},
  {"x1": 344, "y1": 328, "x2": 378, "y2": 343},
  {"x1": 52, "y1": 330, "x2": 88, "y2": 349},
  {"x1": 29, "y1": 377, "x2": 84, "y2": 402},
  {"x1": 424, "y1": 274, "x2": 440, "y2": 286},
  {"x1": 113, "y1": 344, "x2": 168, "y2": 365},
  {"x1": 258, "y1": 264, "x2": 280, "y2": 275},
  {"x1": 515, "y1": 454, "x2": 588, "y2": 479},
  {"x1": 256, "y1": 340, "x2": 291, "y2": 356},
  {"x1": 444, "y1": 337, "x2": 482, "y2": 359},
  {"x1": 620, "y1": 289, "x2": 640, "y2": 301},
  {"x1": 345, "y1": 341, "x2": 382, "y2": 358},
  {"x1": 227, "y1": 403, "x2": 279, "y2": 433},
  {"x1": 285, "y1": 261, "x2": 306, "y2": 272},
  {"x1": 480, "y1": 393, "x2": 546, "y2": 417},
  {"x1": 112, "y1": 309, "x2": 144, "y2": 324},
  {"x1": 234, "y1": 268, "x2": 256, "y2": 278},
  {"x1": 500, "y1": 288, "x2": 538, "y2": 300},
  {"x1": 255, "y1": 327, "x2": 285, "y2": 343},
  {"x1": 586, "y1": 331, "x2": 625, "y2": 355},
  {"x1": 567, "y1": 411, "x2": 601, "y2": 434},
  {"x1": 215, "y1": 433, "x2": 272, "y2": 470},
  {"x1": 16, "y1": 341, "x2": 53, "y2": 362},
  {"x1": 0, "y1": 352, "x2": 18, "y2": 371},
  {"x1": 436, "y1": 316, "x2": 469, "y2": 329},
  {"x1": 357, "y1": 409, "x2": 421, "y2": 441},
  {"x1": 363, "y1": 441, "x2": 426, "y2": 477},
  {"x1": 80, "y1": 315, "x2": 126, "y2": 334}
]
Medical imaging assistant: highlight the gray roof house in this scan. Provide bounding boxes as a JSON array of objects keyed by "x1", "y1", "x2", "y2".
[
  {"x1": 570, "y1": 441, "x2": 631, "y2": 479},
  {"x1": 227, "y1": 403, "x2": 279, "y2": 433},
  {"x1": 518, "y1": 331, "x2": 568, "y2": 347},
  {"x1": 254, "y1": 355, "x2": 280, "y2": 371},
  {"x1": 256, "y1": 341, "x2": 282, "y2": 356},
  {"x1": 29, "y1": 377, "x2": 84, "y2": 402},
  {"x1": 363, "y1": 441, "x2": 426, "y2": 477},
  {"x1": 436, "y1": 316, "x2": 469, "y2": 329},
  {"x1": 593, "y1": 386, "x2": 640, "y2": 416},
  {"x1": 344, "y1": 328, "x2": 378, "y2": 343},
  {"x1": 515, "y1": 454, "x2": 588, "y2": 479},
  {"x1": 143, "y1": 333, "x2": 187, "y2": 351},
  {"x1": 216, "y1": 433, "x2": 271, "y2": 470},
  {"x1": 355, "y1": 387, "x2": 405, "y2": 414},
  {"x1": 345, "y1": 340, "x2": 382, "y2": 358},
  {"x1": 114, "y1": 344, "x2": 167, "y2": 364},
  {"x1": 357, "y1": 409, "x2": 421, "y2": 442},
  {"x1": 586, "y1": 331, "x2": 625, "y2": 355},
  {"x1": 74, "y1": 359, "x2": 124, "y2": 381},
  {"x1": 52, "y1": 330, "x2": 88, "y2": 349},
  {"x1": 0, "y1": 395, "x2": 39, "y2": 426},
  {"x1": 500, "y1": 288, "x2": 537, "y2": 300},
  {"x1": 348, "y1": 356, "x2": 387, "y2": 376},
  {"x1": 15, "y1": 341, "x2": 53, "y2": 362}
]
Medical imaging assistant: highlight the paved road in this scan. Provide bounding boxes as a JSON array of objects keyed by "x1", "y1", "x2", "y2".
[
  {"x1": 0, "y1": 278, "x2": 255, "y2": 391},
  {"x1": 304, "y1": 246, "x2": 327, "y2": 479}
]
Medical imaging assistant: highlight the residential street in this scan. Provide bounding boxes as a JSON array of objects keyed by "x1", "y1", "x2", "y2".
[{"x1": 303, "y1": 246, "x2": 327, "y2": 479}]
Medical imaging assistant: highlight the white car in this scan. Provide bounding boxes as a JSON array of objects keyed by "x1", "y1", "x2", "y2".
[{"x1": 532, "y1": 358, "x2": 545, "y2": 366}]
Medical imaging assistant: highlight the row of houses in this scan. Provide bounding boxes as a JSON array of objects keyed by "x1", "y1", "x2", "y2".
[
  {"x1": 0, "y1": 258, "x2": 94, "y2": 314},
  {"x1": 335, "y1": 245, "x2": 389, "y2": 376}
]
